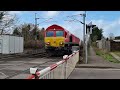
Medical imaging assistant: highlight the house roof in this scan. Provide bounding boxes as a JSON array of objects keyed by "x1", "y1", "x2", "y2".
[{"x1": 113, "y1": 40, "x2": 120, "y2": 42}]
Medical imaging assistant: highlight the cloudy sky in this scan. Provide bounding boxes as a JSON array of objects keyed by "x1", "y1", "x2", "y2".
[{"x1": 9, "y1": 11, "x2": 120, "y2": 40}]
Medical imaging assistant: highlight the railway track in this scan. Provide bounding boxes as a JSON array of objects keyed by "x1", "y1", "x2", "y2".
[
  {"x1": 4, "y1": 56, "x2": 62, "y2": 79},
  {"x1": 0, "y1": 49, "x2": 63, "y2": 79},
  {"x1": 0, "y1": 48, "x2": 64, "y2": 79},
  {"x1": 0, "y1": 51, "x2": 48, "y2": 60},
  {"x1": 0, "y1": 48, "x2": 46, "y2": 59}
]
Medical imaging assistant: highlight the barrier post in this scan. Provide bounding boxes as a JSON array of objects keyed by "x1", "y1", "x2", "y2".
[
  {"x1": 29, "y1": 68, "x2": 39, "y2": 79},
  {"x1": 63, "y1": 55, "x2": 68, "y2": 79},
  {"x1": 27, "y1": 51, "x2": 79, "y2": 79}
]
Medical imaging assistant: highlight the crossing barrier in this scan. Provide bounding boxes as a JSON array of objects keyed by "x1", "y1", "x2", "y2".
[{"x1": 27, "y1": 50, "x2": 79, "y2": 79}]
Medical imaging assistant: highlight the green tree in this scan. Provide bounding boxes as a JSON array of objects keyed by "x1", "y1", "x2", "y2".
[{"x1": 90, "y1": 27, "x2": 103, "y2": 42}]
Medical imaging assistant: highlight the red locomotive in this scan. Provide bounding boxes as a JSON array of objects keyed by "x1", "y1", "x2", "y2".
[{"x1": 44, "y1": 24, "x2": 80, "y2": 55}]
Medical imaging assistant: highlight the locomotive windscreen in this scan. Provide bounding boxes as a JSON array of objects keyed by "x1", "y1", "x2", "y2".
[
  {"x1": 56, "y1": 31, "x2": 64, "y2": 37},
  {"x1": 46, "y1": 31, "x2": 54, "y2": 37}
]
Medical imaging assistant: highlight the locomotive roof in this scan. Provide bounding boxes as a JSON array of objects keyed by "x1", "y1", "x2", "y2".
[
  {"x1": 46, "y1": 24, "x2": 65, "y2": 30},
  {"x1": 46, "y1": 24, "x2": 80, "y2": 40}
]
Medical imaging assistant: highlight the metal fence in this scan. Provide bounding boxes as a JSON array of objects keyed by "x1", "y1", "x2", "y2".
[{"x1": 27, "y1": 50, "x2": 79, "y2": 79}]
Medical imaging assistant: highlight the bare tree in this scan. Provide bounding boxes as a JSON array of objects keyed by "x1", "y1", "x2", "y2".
[{"x1": 0, "y1": 11, "x2": 18, "y2": 34}]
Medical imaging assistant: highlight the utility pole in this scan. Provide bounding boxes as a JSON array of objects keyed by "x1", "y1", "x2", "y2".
[
  {"x1": 85, "y1": 22, "x2": 96, "y2": 64},
  {"x1": 35, "y1": 13, "x2": 39, "y2": 50},
  {"x1": 83, "y1": 11, "x2": 86, "y2": 63},
  {"x1": 35, "y1": 13, "x2": 40, "y2": 39},
  {"x1": 35, "y1": 13, "x2": 37, "y2": 41},
  {"x1": 85, "y1": 30, "x2": 88, "y2": 64},
  {"x1": 35, "y1": 13, "x2": 37, "y2": 50},
  {"x1": 65, "y1": 12, "x2": 86, "y2": 63}
]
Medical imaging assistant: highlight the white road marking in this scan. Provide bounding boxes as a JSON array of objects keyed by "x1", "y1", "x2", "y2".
[{"x1": 0, "y1": 72, "x2": 8, "y2": 77}]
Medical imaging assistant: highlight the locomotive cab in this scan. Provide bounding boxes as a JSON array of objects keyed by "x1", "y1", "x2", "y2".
[
  {"x1": 44, "y1": 24, "x2": 80, "y2": 55},
  {"x1": 45, "y1": 25, "x2": 65, "y2": 51}
]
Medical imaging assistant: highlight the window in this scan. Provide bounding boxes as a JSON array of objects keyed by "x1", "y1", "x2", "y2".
[
  {"x1": 56, "y1": 31, "x2": 64, "y2": 37},
  {"x1": 46, "y1": 31, "x2": 54, "y2": 37}
]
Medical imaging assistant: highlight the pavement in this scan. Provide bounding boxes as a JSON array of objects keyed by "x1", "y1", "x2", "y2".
[{"x1": 68, "y1": 46, "x2": 120, "y2": 79}]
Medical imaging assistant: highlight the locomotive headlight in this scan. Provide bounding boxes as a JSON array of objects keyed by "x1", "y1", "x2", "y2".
[
  {"x1": 60, "y1": 42, "x2": 64, "y2": 45},
  {"x1": 46, "y1": 42, "x2": 50, "y2": 45}
]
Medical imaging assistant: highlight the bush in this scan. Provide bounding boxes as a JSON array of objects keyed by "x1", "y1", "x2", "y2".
[{"x1": 24, "y1": 40, "x2": 45, "y2": 49}]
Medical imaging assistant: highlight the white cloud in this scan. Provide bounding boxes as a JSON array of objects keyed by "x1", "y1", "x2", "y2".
[
  {"x1": 61, "y1": 17, "x2": 120, "y2": 40},
  {"x1": 45, "y1": 11, "x2": 59, "y2": 17},
  {"x1": 40, "y1": 11, "x2": 120, "y2": 40},
  {"x1": 74, "y1": 11, "x2": 84, "y2": 15},
  {"x1": 61, "y1": 21, "x2": 83, "y2": 40},
  {"x1": 57, "y1": 11, "x2": 85, "y2": 40},
  {"x1": 9, "y1": 11, "x2": 22, "y2": 15},
  {"x1": 87, "y1": 18, "x2": 120, "y2": 38}
]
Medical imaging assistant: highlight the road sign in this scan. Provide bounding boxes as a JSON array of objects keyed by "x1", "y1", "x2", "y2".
[
  {"x1": 88, "y1": 21, "x2": 92, "y2": 26},
  {"x1": 88, "y1": 21, "x2": 93, "y2": 34}
]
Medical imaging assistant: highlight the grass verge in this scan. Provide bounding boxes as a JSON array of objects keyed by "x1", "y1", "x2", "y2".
[{"x1": 94, "y1": 47, "x2": 120, "y2": 63}]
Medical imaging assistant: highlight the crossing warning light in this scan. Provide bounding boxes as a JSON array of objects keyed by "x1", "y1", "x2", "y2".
[{"x1": 86, "y1": 24, "x2": 96, "y2": 34}]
